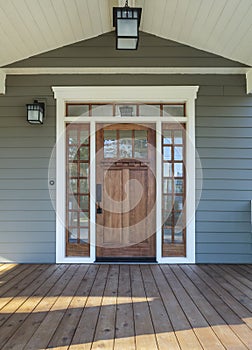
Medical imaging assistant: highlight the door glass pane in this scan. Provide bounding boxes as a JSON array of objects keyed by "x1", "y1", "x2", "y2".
[
  {"x1": 163, "y1": 228, "x2": 172, "y2": 243},
  {"x1": 80, "y1": 228, "x2": 89, "y2": 243},
  {"x1": 69, "y1": 229, "x2": 78, "y2": 243},
  {"x1": 163, "y1": 195, "x2": 173, "y2": 211},
  {"x1": 80, "y1": 212, "x2": 89, "y2": 226},
  {"x1": 174, "y1": 179, "x2": 183, "y2": 193},
  {"x1": 68, "y1": 195, "x2": 78, "y2": 210},
  {"x1": 69, "y1": 163, "x2": 77, "y2": 177},
  {"x1": 174, "y1": 196, "x2": 183, "y2": 211},
  {"x1": 119, "y1": 130, "x2": 133, "y2": 158},
  {"x1": 69, "y1": 179, "x2": 78, "y2": 193},
  {"x1": 134, "y1": 130, "x2": 147, "y2": 158},
  {"x1": 68, "y1": 146, "x2": 78, "y2": 160},
  {"x1": 104, "y1": 130, "x2": 117, "y2": 158}
]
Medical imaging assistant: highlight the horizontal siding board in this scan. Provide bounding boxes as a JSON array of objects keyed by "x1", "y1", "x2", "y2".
[
  {"x1": 0, "y1": 253, "x2": 55, "y2": 263},
  {"x1": 196, "y1": 137, "x2": 252, "y2": 148},
  {"x1": 200, "y1": 158, "x2": 252, "y2": 169},
  {"x1": 0, "y1": 190, "x2": 53, "y2": 200},
  {"x1": 199, "y1": 169, "x2": 252, "y2": 180},
  {"x1": 0, "y1": 138, "x2": 55, "y2": 148},
  {"x1": 196, "y1": 232, "x2": 252, "y2": 243},
  {"x1": 196, "y1": 254, "x2": 252, "y2": 264},
  {"x1": 196, "y1": 117, "x2": 252, "y2": 128},
  {"x1": 0, "y1": 200, "x2": 54, "y2": 211},
  {"x1": 196, "y1": 128, "x2": 252, "y2": 138},
  {"x1": 196, "y1": 211, "x2": 250, "y2": 222},
  {"x1": 196, "y1": 243, "x2": 252, "y2": 254},
  {"x1": 197, "y1": 179, "x2": 252, "y2": 190},
  {"x1": 0, "y1": 211, "x2": 55, "y2": 221},
  {"x1": 197, "y1": 148, "x2": 252, "y2": 159},
  {"x1": 0, "y1": 221, "x2": 55, "y2": 232},
  {"x1": 197, "y1": 200, "x2": 250, "y2": 211},
  {"x1": 197, "y1": 96, "x2": 252, "y2": 107},
  {"x1": 0, "y1": 231, "x2": 55, "y2": 243},
  {"x1": 200, "y1": 190, "x2": 252, "y2": 200},
  {"x1": 0, "y1": 159, "x2": 50, "y2": 169},
  {"x1": 0, "y1": 242, "x2": 55, "y2": 253},
  {"x1": 196, "y1": 222, "x2": 251, "y2": 232},
  {"x1": 0, "y1": 148, "x2": 53, "y2": 159},
  {"x1": 196, "y1": 106, "x2": 252, "y2": 117}
]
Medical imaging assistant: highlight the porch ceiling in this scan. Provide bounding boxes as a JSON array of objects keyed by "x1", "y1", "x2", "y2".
[{"x1": 0, "y1": 0, "x2": 252, "y2": 68}]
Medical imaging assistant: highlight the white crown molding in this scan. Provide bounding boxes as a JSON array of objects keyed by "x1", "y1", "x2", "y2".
[{"x1": 0, "y1": 66, "x2": 251, "y2": 94}]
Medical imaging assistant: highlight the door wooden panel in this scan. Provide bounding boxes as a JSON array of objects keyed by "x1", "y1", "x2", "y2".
[{"x1": 96, "y1": 124, "x2": 156, "y2": 259}]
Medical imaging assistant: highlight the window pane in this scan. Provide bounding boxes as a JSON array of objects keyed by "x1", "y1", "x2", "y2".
[
  {"x1": 163, "y1": 179, "x2": 172, "y2": 193},
  {"x1": 69, "y1": 179, "x2": 78, "y2": 193},
  {"x1": 163, "y1": 195, "x2": 173, "y2": 211},
  {"x1": 174, "y1": 228, "x2": 183, "y2": 243},
  {"x1": 67, "y1": 105, "x2": 89, "y2": 116},
  {"x1": 134, "y1": 130, "x2": 147, "y2": 158},
  {"x1": 69, "y1": 163, "x2": 77, "y2": 177},
  {"x1": 174, "y1": 179, "x2": 183, "y2": 193},
  {"x1": 163, "y1": 105, "x2": 185, "y2": 117},
  {"x1": 163, "y1": 163, "x2": 172, "y2": 177},
  {"x1": 174, "y1": 196, "x2": 183, "y2": 211},
  {"x1": 80, "y1": 212, "x2": 89, "y2": 226},
  {"x1": 68, "y1": 195, "x2": 78, "y2": 210},
  {"x1": 68, "y1": 130, "x2": 78, "y2": 144},
  {"x1": 80, "y1": 146, "x2": 89, "y2": 160},
  {"x1": 80, "y1": 130, "x2": 89, "y2": 144},
  {"x1": 174, "y1": 130, "x2": 183, "y2": 144},
  {"x1": 68, "y1": 228, "x2": 78, "y2": 243},
  {"x1": 163, "y1": 130, "x2": 172, "y2": 144},
  {"x1": 80, "y1": 228, "x2": 89, "y2": 243},
  {"x1": 80, "y1": 195, "x2": 89, "y2": 210},
  {"x1": 174, "y1": 163, "x2": 183, "y2": 177},
  {"x1": 80, "y1": 163, "x2": 89, "y2": 177},
  {"x1": 163, "y1": 146, "x2": 171, "y2": 161},
  {"x1": 174, "y1": 146, "x2": 183, "y2": 161},
  {"x1": 104, "y1": 130, "x2": 117, "y2": 158},
  {"x1": 69, "y1": 212, "x2": 78, "y2": 226},
  {"x1": 91, "y1": 104, "x2": 113, "y2": 117},
  {"x1": 80, "y1": 179, "x2": 89, "y2": 193},
  {"x1": 68, "y1": 146, "x2": 78, "y2": 160},
  {"x1": 119, "y1": 130, "x2": 132, "y2": 158},
  {"x1": 163, "y1": 228, "x2": 172, "y2": 243},
  {"x1": 116, "y1": 105, "x2": 137, "y2": 117},
  {"x1": 139, "y1": 104, "x2": 161, "y2": 117}
]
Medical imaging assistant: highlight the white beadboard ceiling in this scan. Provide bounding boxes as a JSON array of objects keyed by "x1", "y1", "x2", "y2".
[{"x1": 0, "y1": 0, "x2": 252, "y2": 67}]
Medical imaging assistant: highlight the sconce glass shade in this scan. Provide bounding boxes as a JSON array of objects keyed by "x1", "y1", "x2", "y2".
[
  {"x1": 27, "y1": 100, "x2": 44, "y2": 124},
  {"x1": 113, "y1": 6, "x2": 142, "y2": 50}
]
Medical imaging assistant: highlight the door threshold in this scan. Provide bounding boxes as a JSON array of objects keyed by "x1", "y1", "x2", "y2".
[{"x1": 95, "y1": 257, "x2": 157, "y2": 264}]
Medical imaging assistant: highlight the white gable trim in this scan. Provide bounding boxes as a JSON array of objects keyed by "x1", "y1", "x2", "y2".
[
  {"x1": 246, "y1": 69, "x2": 252, "y2": 94},
  {"x1": 0, "y1": 70, "x2": 6, "y2": 94}
]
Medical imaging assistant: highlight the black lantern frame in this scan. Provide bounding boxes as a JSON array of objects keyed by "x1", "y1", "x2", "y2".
[
  {"x1": 113, "y1": 1, "x2": 142, "y2": 50},
  {"x1": 26, "y1": 100, "x2": 45, "y2": 124}
]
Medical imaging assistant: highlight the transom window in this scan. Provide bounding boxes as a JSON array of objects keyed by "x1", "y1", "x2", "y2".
[{"x1": 66, "y1": 103, "x2": 185, "y2": 117}]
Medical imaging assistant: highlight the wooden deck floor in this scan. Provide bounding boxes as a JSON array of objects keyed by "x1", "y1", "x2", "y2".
[{"x1": 0, "y1": 264, "x2": 251, "y2": 350}]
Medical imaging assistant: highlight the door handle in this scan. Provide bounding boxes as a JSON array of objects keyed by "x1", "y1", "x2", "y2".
[{"x1": 96, "y1": 184, "x2": 102, "y2": 214}]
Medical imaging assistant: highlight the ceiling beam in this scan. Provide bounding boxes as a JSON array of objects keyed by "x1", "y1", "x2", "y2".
[{"x1": 246, "y1": 69, "x2": 252, "y2": 94}]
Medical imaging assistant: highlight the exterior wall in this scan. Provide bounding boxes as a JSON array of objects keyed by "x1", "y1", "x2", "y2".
[{"x1": 0, "y1": 32, "x2": 251, "y2": 263}]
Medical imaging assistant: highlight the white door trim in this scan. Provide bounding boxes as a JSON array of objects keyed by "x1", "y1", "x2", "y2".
[{"x1": 53, "y1": 86, "x2": 199, "y2": 263}]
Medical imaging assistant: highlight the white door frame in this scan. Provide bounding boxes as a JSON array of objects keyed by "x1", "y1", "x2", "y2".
[{"x1": 52, "y1": 86, "x2": 199, "y2": 263}]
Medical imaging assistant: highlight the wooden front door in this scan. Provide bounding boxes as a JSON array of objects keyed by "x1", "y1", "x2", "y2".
[{"x1": 96, "y1": 124, "x2": 156, "y2": 260}]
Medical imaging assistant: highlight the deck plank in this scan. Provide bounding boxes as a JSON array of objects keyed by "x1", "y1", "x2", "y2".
[
  {"x1": 114, "y1": 265, "x2": 135, "y2": 350},
  {"x1": 130, "y1": 265, "x2": 158, "y2": 350},
  {"x1": 92, "y1": 265, "x2": 119, "y2": 350}
]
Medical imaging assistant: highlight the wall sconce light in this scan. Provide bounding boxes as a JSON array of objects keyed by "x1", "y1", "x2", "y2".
[
  {"x1": 26, "y1": 100, "x2": 45, "y2": 124},
  {"x1": 113, "y1": 0, "x2": 142, "y2": 50}
]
